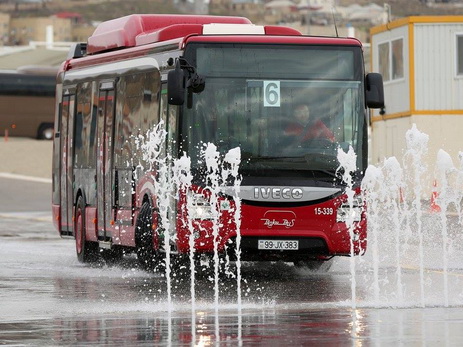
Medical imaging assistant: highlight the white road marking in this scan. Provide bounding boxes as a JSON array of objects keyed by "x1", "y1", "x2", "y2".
[
  {"x1": 0, "y1": 211, "x2": 52, "y2": 222},
  {"x1": 0, "y1": 172, "x2": 52, "y2": 184}
]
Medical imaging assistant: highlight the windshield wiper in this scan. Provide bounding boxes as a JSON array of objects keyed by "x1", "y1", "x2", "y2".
[
  {"x1": 254, "y1": 156, "x2": 301, "y2": 161},
  {"x1": 252, "y1": 155, "x2": 338, "y2": 167},
  {"x1": 311, "y1": 169, "x2": 340, "y2": 180},
  {"x1": 244, "y1": 157, "x2": 339, "y2": 175}
]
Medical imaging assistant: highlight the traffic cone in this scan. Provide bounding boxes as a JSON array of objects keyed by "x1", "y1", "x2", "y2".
[{"x1": 429, "y1": 179, "x2": 441, "y2": 213}]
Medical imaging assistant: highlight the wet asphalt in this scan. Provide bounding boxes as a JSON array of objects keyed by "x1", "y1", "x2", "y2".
[{"x1": 2, "y1": 176, "x2": 463, "y2": 345}]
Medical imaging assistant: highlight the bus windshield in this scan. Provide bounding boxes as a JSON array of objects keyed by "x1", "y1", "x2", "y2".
[{"x1": 181, "y1": 43, "x2": 366, "y2": 181}]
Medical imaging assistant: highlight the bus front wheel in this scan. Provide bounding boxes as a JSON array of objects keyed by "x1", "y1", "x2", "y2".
[
  {"x1": 75, "y1": 197, "x2": 99, "y2": 263},
  {"x1": 136, "y1": 202, "x2": 160, "y2": 271}
]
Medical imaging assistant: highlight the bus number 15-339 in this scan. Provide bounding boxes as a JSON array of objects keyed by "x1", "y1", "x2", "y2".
[{"x1": 314, "y1": 207, "x2": 334, "y2": 215}]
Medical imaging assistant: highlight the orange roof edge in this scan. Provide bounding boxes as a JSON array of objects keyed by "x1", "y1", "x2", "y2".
[{"x1": 371, "y1": 16, "x2": 463, "y2": 36}]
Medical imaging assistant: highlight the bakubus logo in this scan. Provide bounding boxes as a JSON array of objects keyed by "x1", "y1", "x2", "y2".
[{"x1": 261, "y1": 210, "x2": 297, "y2": 229}]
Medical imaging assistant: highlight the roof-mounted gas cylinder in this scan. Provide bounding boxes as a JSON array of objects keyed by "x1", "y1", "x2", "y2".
[{"x1": 86, "y1": 14, "x2": 301, "y2": 55}]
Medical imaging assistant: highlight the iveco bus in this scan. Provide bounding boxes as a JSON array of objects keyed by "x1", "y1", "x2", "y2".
[{"x1": 52, "y1": 14, "x2": 384, "y2": 271}]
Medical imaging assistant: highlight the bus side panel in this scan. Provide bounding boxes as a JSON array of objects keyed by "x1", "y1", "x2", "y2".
[
  {"x1": 113, "y1": 68, "x2": 162, "y2": 247},
  {"x1": 58, "y1": 94, "x2": 75, "y2": 236},
  {"x1": 73, "y1": 81, "x2": 98, "y2": 240},
  {"x1": 74, "y1": 167, "x2": 97, "y2": 238},
  {"x1": 52, "y1": 82, "x2": 62, "y2": 234},
  {"x1": 52, "y1": 204, "x2": 60, "y2": 233},
  {"x1": 85, "y1": 207, "x2": 98, "y2": 242}
]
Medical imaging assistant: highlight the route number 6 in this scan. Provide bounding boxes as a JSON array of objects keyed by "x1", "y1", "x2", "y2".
[{"x1": 264, "y1": 81, "x2": 280, "y2": 107}]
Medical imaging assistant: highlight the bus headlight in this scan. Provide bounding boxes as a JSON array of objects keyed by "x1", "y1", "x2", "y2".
[
  {"x1": 188, "y1": 193, "x2": 213, "y2": 220},
  {"x1": 336, "y1": 198, "x2": 363, "y2": 223}
]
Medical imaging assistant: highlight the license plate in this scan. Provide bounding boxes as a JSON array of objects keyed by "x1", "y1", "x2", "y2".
[{"x1": 258, "y1": 240, "x2": 299, "y2": 250}]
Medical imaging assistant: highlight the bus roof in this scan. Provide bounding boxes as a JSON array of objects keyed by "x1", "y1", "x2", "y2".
[
  {"x1": 86, "y1": 14, "x2": 302, "y2": 55},
  {"x1": 185, "y1": 35, "x2": 363, "y2": 47}
]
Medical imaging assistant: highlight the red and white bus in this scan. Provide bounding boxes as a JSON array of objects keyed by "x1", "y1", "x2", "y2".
[{"x1": 52, "y1": 14, "x2": 384, "y2": 271}]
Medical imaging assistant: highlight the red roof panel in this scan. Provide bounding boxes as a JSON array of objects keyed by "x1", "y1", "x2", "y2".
[
  {"x1": 87, "y1": 14, "x2": 252, "y2": 54},
  {"x1": 135, "y1": 24, "x2": 203, "y2": 46}
]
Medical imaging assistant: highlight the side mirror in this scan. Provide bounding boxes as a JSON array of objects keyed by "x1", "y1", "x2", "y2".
[
  {"x1": 187, "y1": 73, "x2": 205, "y2": 94},
  {"x1": 365, "y1": 73, "x2": 385, "y2": 109},
  {"x1": 186, "y1": 72, "x2": 206, "y2": 109},
  {"x1": 168, "y1": 60, "x2": 185, "y2": 105}
]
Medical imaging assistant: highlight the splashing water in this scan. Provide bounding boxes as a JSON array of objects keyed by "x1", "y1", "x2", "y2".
[
  {"x1": 404, "y1": 124, "x2": 429, "y2": 307},
  {"x1": 223, "y1": 147, "x2": 243, "y2": 312},
  {"x1": 358, "y1": 124, "x2": 463, "y2": 308},
  {"x1": 337, "y1": 145, "x2": 360, "y2": 336},
  {"x1": 172, "y1": 154, "x2": 195, "y2": 336},
  {"x1": 434, "y1": 149, "x2": 463, "y2": 307},
  {"x1": 363, "y1": 157, "x2": 405, "y2": 305},
  {"x1": 202, "y1": 142, "x2": 222, "y2": 332},
  {"x1": 139, "y1": 121, "x2": 174, "y2": 311},
  {"x1": 138, "y1": 122, "x2": 463, "y2": 315},
  {"x1": 139, "y1": 125, "x2": 243, "y2": 329},
  {"x1": 337, "y1": 145, "x2": 359, "y2": 309}
]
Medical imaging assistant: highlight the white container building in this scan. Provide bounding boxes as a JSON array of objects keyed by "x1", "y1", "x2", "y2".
[{"x1": 370, "y1": 16, "x2": 463, "y2": 178}]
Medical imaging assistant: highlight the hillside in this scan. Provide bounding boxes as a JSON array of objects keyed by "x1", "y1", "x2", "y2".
[
  {"x1": 4, "y1": 0, "x2": 182, "y2": 22},
  {"x1": 5, "y1": 0, "x2": 463, "y2": 23},
  {"x1": 339, "y1": 0, "x2": 463, "y2": 17}
]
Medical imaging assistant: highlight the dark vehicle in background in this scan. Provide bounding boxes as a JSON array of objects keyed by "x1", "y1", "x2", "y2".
[{"x1": 0, "y1": 66, "x2": 56, "y2": 140}]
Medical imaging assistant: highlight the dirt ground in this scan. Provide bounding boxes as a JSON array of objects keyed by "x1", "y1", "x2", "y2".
[{"x1": 0, "y1": 137, "x2": 53, "y2": 179}]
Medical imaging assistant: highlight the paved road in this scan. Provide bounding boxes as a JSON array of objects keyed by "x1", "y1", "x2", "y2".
[
  {"x1": 2, "y1": 174, "x2": 463, "y2": 345},
  {"x1": 0, "y1": 174, "x2": 51, "y2": 213}
]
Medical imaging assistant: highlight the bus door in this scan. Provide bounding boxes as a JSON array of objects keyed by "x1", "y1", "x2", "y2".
[
  {"x1": 59, "y1": 91, "x2": 75, "y2": 236},
  {"x1": 161, "y1": 87, "x2": 178, "y2": 239},
  {"x1": 96, "y1": 82, "x2": 116, "y2": 243}
]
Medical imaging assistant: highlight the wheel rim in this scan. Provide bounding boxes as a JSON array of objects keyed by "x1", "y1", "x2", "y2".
[{"x1": 75, "y1": 208, "x2": 83, "y2": 255}]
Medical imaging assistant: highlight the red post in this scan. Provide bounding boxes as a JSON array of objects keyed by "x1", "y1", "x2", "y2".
[
  {"x1": 430, "y1": 179, "x2": 441, "y2": 213},
  {"x1": 4, "y1": 129, "x2": 8, "y2": 142}
]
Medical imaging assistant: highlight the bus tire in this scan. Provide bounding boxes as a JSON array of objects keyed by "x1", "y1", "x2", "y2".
[
  {"x1": 37, "y1": 123, "x2": 54, "y2": 140},
  {"x1": 136, "y1": 202, "x2": 159, "y2": 272},
  {"x1": 75, "y1": 196, "x2": 99, "y2": 264}
]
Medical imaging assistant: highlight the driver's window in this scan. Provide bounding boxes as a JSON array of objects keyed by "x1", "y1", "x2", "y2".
[{"x1": 160, "y1": 87, "x2": 178, "y2": 158}]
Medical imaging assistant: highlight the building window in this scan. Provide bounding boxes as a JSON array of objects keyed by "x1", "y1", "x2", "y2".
[
  {"x1": 378, "y1": 38, "x2": 404, "y2": 82},
  {"x1": 457, "y1": 35, "x2": 463, "y2": 75},
  {"x1": 392, "y1": 38, "x2": 404, "y2": 79},
  {"x1": 379, "y1": 42, "x2": 390, "y2": 81}
]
